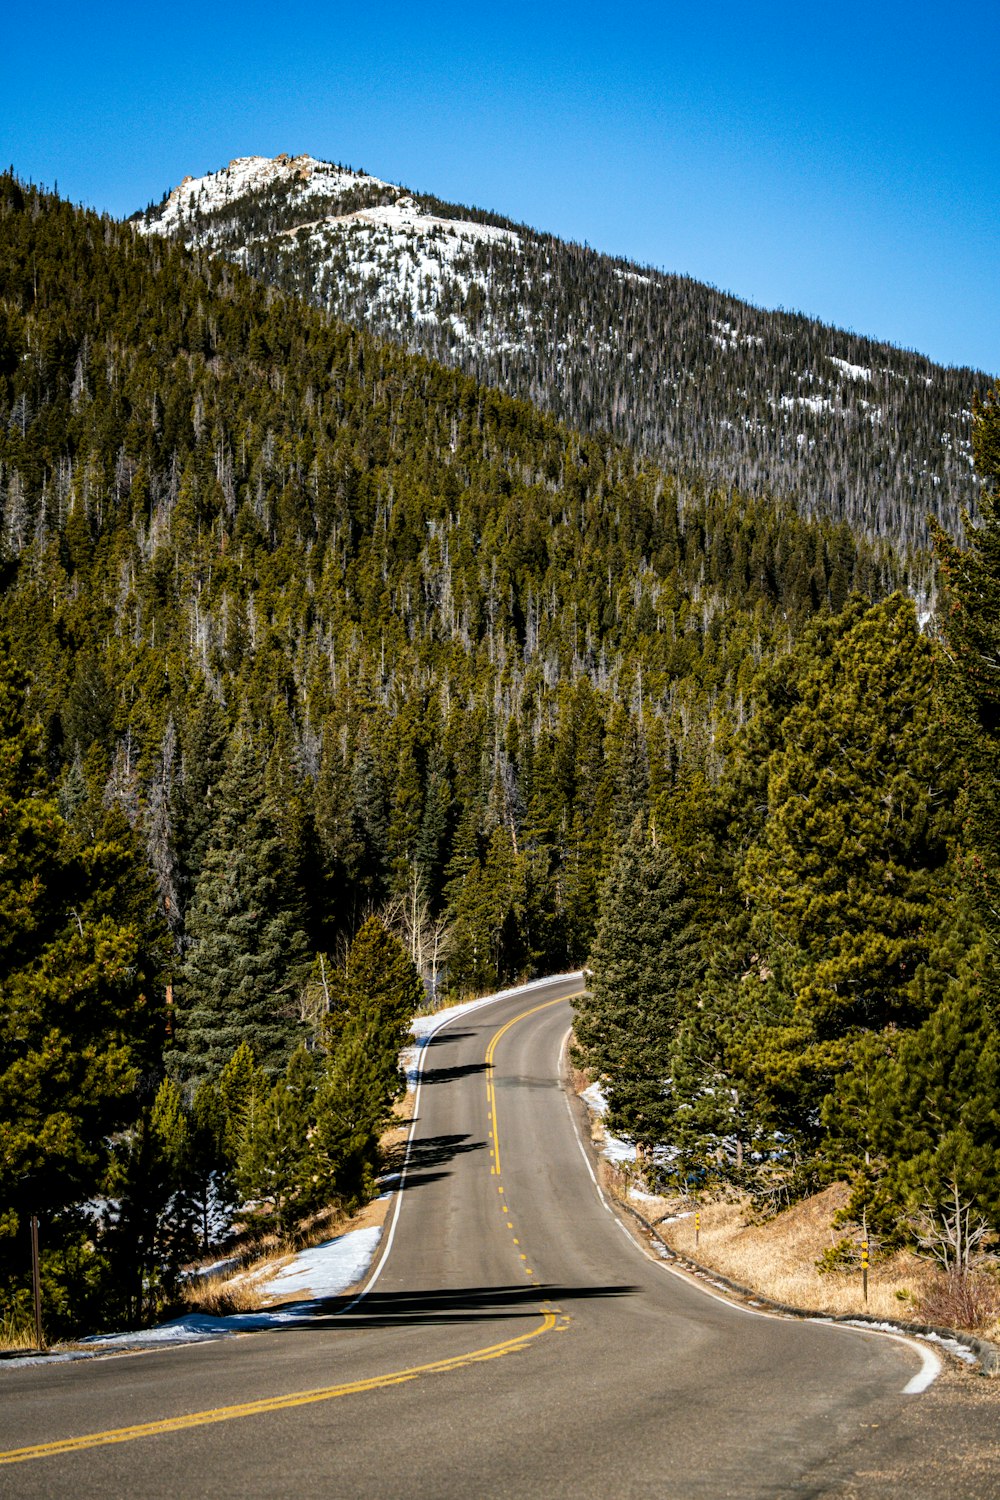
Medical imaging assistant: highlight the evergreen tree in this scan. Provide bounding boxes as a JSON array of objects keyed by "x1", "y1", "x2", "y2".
[
  {"x1": 863, "y1": 947, "x2": 1000, "y2": 1235},
  {"x1": 447, "y1": 826, "x2": 529, "y2": 995},
  {"x1": 172, "y1": 689, "x2": 229, "y2": 927},
  {"x1": 575, "y1": 818, "x2": 701, "y2": 1149},
  {"x1": 335, "y1": 916, "x2": 423, "y2": 1109},
  {"x1": 236, "y1": 1046, "x2": 317, "y2": 1238},
  {"x1": 936, "y1": 382, "x2": 1000, "y2": 1011},
  {"x1": 310, "y1": 918, "x2": 423, "y2": 1207},
  {"x1": 736, "y1": 595, "x2": 958, "y2": 1139},
  {"x1": 105, "y1": 1077, "x2": 197, "y2": 1325},
  {"x1": 177, "y1": 734, "x2": 310, "y2": 1076},
  {"x1": 0, "y1": 638, "x2": 168, "y2": 1330},
  {"x1": 312, "y1": 1034, "x2": 386, "y2": 1208}
]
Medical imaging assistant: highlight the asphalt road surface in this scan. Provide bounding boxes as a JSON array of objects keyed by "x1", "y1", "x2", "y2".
[{"x1": 1, "y1": 975, "x2": 994, "y2": 1498}]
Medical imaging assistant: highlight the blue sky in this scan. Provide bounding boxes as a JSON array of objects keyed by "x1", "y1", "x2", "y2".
[{"x1": 3, "y1": 0, "x2": 997, "y2": 374}]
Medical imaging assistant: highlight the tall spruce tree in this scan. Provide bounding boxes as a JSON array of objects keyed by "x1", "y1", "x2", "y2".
[
  {"x1": 177, "y1": 733, "x2": 309, "y2": 1076},
  {"x1": 575, "y1": 818, "x2": 701, "y2": 1149},
  {"x1": 735, "y1": 595, "x2": 958, "y2": 1142},
  {"x1": 312, "y1": 919, "x2": 423, "y2": 1206},
  {"x1": 312, "y1": 1034, "x2": 386, "y2": 1208},
  {"x1": 236, "y1": 1045, "x2": 318, "y2": 1237},
  {"x1": 447, "y1": 826, "x2": 529, "y2": 996},
  {"x1": 936, "y1": 382, "x2": 1000, "y2": 1011},
  {"x1": 335, "y1": 916, "x2": 423, "y2": 1109}
]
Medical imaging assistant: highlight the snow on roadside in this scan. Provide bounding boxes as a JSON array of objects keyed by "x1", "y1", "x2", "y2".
[
  {"x1": 581, "y1": 1082, "x2": 637, "y2": 1167},
  {"x1": 839, "y1": 1320, "x2": 979, "y2": 1366},
  {"x1": 580, "y1": 1081, "x2": 680, "y2": 1200},
  {"x1": 3, "y1": 1226, "x2": 384, "y2": 1365}
]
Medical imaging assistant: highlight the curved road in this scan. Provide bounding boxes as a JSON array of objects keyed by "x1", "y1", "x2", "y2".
[{"x1": 0, "y1": 977, "x2": 977, "y2": 1496}]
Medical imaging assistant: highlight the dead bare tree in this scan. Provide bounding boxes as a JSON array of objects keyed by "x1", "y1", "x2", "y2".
[{"x1": 912, "y1": 1181, "x2": 992, "y2": 1276}]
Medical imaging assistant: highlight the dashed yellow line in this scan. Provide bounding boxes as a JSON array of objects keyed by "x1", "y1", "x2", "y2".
[{"x1": 0, "y1": 1315, "x2": 558, "y2": 1467}]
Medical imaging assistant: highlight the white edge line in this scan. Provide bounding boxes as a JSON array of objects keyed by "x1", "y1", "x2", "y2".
[
  {"x1": 340, "y1": 974, "x2": 584, "y2": 1314},
  {"x1": 557, "y1": 1027, "x2": 940, "y2": 1396}
]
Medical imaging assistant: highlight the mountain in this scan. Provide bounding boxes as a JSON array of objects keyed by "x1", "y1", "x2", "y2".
[
  {"x1": 0, "y1": 174, "x2": 897, "y2": 969},
  {"x1": 135, "y1": 153, "x2": 988, "y2": 554}
]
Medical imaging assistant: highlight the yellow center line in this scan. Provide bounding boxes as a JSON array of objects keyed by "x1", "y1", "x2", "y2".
[
  {"x1": 485, "y1": 994, "x2": 572, "y2": 1179},
  {"x1": 484, "y1": 992, "x2": 582, "y2": 1281},
  {"x1": 0, "y1": 1314, "x2": 558, "y2": 1467}
]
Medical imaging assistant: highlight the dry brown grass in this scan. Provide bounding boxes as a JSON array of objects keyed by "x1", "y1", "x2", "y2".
[
  {"x1": 644, "y1": 1184, "x2": 936, "y2": 1323},
  {"x1": 0, "y1": 1308, "x2": 38, "y2": 1353},
  {"x1": 180, "y1": 1267, "x2": 270, "y2": 1317}
]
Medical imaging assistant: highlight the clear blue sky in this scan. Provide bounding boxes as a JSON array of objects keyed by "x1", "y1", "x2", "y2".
[{"x1": 3, "y1": 0, "x2": 997, "y2": 374}]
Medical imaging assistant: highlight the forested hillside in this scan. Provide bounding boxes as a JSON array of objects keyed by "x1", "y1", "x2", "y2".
[
  {"x1": 0, "y1": 176, "x2": 901, "y2": 980},
  {"x1": 137, "y1": 154, "x2": 988, "y2": 555},
  {"x1": 0, "y1": 172, "x2": 932, "y2": 1337},
  {"x1": 575, "y1": 388, "x2": 1000, "y2": 1275}
]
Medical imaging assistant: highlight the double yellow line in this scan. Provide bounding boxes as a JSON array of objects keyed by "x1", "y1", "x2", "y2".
[{"x1": 0, "y1": 1314, "x2": 556, "y2": 1467}]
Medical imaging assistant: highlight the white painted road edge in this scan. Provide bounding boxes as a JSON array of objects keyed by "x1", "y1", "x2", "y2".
[{"x1": 557, "y1": 1025, "x2": 941, "y2": 1396}]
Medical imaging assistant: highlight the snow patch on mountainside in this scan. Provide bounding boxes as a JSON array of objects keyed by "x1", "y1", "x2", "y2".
[
  {"x1": 829, "y1": 355, "x2": 873, "y2": 382},
  {"x1": 778, "y1": 393, "x2": 835, "y2": 417},
  {"x1": 311, "y1": 197, "x2": 518, "y2": 247},
  {"x1": 140, "y1": 157, "x2": 523, "y2": 355}
]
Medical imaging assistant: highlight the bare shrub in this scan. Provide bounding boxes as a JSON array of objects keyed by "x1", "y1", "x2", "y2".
[
  {"x1": 911, "y1": 1183, "x2": 993, "y2": 1274},
  {"x1": 918, "y1": 1269, "x2": 1000, "y2": 1332}
]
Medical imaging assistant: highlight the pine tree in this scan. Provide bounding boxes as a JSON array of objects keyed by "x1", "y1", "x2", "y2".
[
  {"x1": 312, "y1": 1034, "x2": 385, "y2": 1208},
  {"x1": 0, "y1": 637, "x2": 168, "y2": 1329},
  {"x1": 575, "y1": 818, "x2": 701, "y2": 1149},
  {"x1": 236, "y1": 1046, "x2": 317, "y2": 1238},
  {"x1": 736, "y1": 595, "x2": 958, "y2": 1135},
  {"x1": 447, "y1": 826, "x2": 529, "y2": 995},
  {"x1": 172, "y1": 689, "x2": 228, "y2": 926},
  {"x1": 336, "y1": 916, "x2": 423, "y2": 1109},
  {"x1": 177, "y1": 733, "x2": 310, "y2": 1076},
  {"x1": 936, "y1": 382, "x2": 1000, "y2": 1010},
  {"x1": 309, "y1": 918, "x2": 424, "y2": 1208},
  {"x1": 872, "y1": 947, "x2": 1000, "y2": 1232},
  {"x1": 105, "y1": 1077, "x2": 197, "y2": 1325}
]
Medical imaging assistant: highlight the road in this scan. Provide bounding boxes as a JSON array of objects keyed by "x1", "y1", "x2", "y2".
[{"x1": 1, "y1": 975, "x2": 996, "y2": 1497}]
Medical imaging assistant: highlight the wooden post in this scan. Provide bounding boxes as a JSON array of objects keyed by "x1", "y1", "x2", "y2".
[{"x1": 30, "y1": 1215, "x2": 44, "y2": 1351}]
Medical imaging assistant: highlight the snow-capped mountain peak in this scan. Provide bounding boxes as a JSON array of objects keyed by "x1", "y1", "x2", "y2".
[
  {"x1": 135, "y1": 152, "x2": 984, "y2": 552},
  {"x1": 147, "y1": 153, "x2": 389, "y2": 238}
]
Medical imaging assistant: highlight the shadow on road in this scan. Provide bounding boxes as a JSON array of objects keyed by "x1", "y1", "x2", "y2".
[
  {"x1": 381, "y1": 1132, "x2": 487, "y2": 1188},
  {"x1": 406, "y1": 1132, "x2": 486, "y2": 1172},
  {"x1": 423, "y1": 1029, "x2": 478, "y2": 1047},
  {"x1": 282, "y1": 1282, "x2": 639, "y2": 1330},
  {"x1": 420, "y1": 1061, "x2": 490, "y2": 1086}
]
